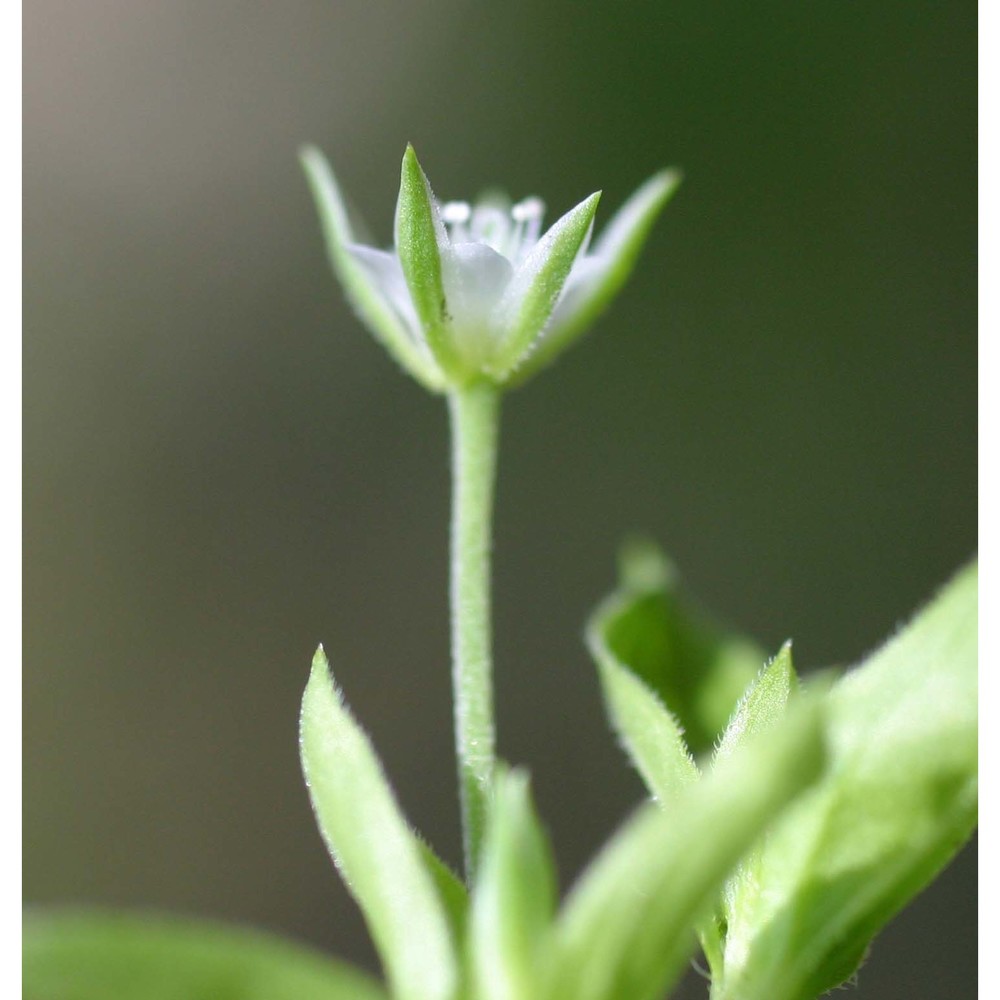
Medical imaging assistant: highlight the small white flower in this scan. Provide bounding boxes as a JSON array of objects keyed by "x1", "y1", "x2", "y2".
[{"x1": 302, "y1": 144, "x2": 680, "y2": 392}]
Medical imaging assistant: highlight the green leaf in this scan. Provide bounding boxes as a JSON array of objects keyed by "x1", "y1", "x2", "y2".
[
  {"x1": 299, "y1": 146, "x2": 444, "y2": 392},
  {"x1": 587, "y1": 589, "x2": 698, "y2": 808},
  {"x1": 546, "y1": 693, "x2": 826, "y2": 1000},
  {"x1": 470, "y1": 768, "x2": 557, "y2": 1000},
  {"x1": 395, "y1": 144, "x2": 462, "y2": 379},
  {"x1": 417, "y1": 839, "x2": 470, "y2": 950},
  {"x1": 713, "y1": 643, "x2": 798, "y2": 972},
  {"x1": 490, "y1": 191, "x2": 601, "y2": 380},
  {"x1": 511, "y1": 169, "x2": 681, "y2": 383},
  {"x1": 300, "y1": 647, "x2": 458, "y2": 1000},
  {"x1": 714, "y1": 641, "x2": 797, "y2": 765},
  {"x1": 23, "y1": 911, "x2": 388, "y2": 1000},
  {"x1": 715, "y1": 561, "x2": 978, "y2": 1000},
  {"x1": 590, "y1": 539, "x2": 766, "y2": 759}
]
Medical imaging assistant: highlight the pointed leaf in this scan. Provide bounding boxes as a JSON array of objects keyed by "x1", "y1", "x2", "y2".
[
  {"x1": 490, "y1": 191, "x2": 601, "y2": 379},
  {"x1": 512, "y1": 170, "x2": 681, "y2": 383},
  {"x1": 23, "y1": 911, "x2": 388, "y2": 1000},
  {"x1": 715, "y1": 641, "x2": 797, "y2": 764},
  {"x1": 591, "y1": 539, "x2": 765, "y2": 759},
  {"x1": 471, "y1": 768, "x2": 557, "y2": 1000},
  {"x1": 715, "y1": 562, "x2": 978, "y2": 1000},
  {"x1": 395, "y1": 145, "x2": 463, "y2": 378},
  {"x1": 547, "y1": 694, "x2": 826, "y2": 1000},
  {"x1": 713, "y1": 643, "x2": 798, "y2": 969},
  {"x1": 299, "y1": 146, "x2": 443, "y2": 391},
  {"x1": 417, "y1": 839, "x2": 470, "y2": 950},
  {"x1": 300, "y1": 648, "x2": 458, "y2": 1000}
]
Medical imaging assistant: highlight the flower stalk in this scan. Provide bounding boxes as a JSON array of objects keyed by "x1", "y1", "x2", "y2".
[
  {"x1": 301, "y1": 141, "x2": 680, "y2": 880},
  {"x1": 448, "y1": 378, "x2": 501, "y2": 879}
]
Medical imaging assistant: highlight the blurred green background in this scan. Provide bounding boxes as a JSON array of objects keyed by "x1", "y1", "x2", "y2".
[{"x1": 24, "y1": 2, "x2": 975, "y2": 997}]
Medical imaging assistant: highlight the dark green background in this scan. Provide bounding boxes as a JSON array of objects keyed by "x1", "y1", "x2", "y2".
[{"x1": 25, "y1": 2, "x2": 976, "y2": 997}]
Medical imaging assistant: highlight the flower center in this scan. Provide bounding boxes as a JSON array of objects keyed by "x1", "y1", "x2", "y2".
[{"x1": 441, "y1": 196, "x2": 546, "y2": 263}]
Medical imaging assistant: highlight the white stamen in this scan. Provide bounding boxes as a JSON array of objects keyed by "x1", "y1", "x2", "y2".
[
  {"x1": 441, "y1": 201, "x2": 471, "y2": 243},
  {"x1": 439, "y1": 194, "x2": 547, "y2": 261},
  {"x1": 511, "y1": 196, "x2": 544, "y2": 223},
  {"x1": 441, "y1": 201, "x2": 471, "y2": 224},
  {"x1": 511, "y1": 196, "x2": 546, "y2": 255},
  {"x1": 470, "y1": 206, "x2": 510, "y2": 254}
]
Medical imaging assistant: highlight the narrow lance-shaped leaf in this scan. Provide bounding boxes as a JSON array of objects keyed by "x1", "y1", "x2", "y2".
[
  {"x1": 299, "y1": 146, "x2": 444, "y2": 392},
  {"x1": 23, "y1": 911, "x2": 389, "y2": 1000},
  {"x1": 471, "y1": 768, "x2": 557, "y2": 1000},
  {"x1": 715, "y1": 561, "x2": 978, "y2": 1000},
  {"x1": 715, "y1": 641, "x2": 797, "y2": 765},
  {"x1": 395, "y1": 145, "x2": 463, "y2": 379},
  {"x1": 490, "y1": 191, "x2": 601, "y2": 379},
  {"x1": 300, "y1": 647, "x2": 459, "y2": 1000},
  {"x1": 511, "y1": 169, "x2": 681, "y2": 383},
  {"x1": 712, "y1": 642, "x2": 798, "y2": 970},
  {"x1": 546, "y1": 693, "x2": 826, "y2": 1000}
]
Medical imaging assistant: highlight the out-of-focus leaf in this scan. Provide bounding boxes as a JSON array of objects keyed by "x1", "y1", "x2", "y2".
[
  {"x1": 592, "y1": 539, "x2": 765, "y2": 758},
  {"x1": 23, "y1": 911, "x2": 388, "y2": 1000},
  {"x1": 417, "y1": 839, "x2": 470, "y2": 949},
  {"x1": 470, "y1": 768, "x2": 557, "y2": 1000},
  {"x1": 715, "y1": 561, "x2": 978, "y2": 1000},
  {"x1": 300, "y1": 647, "x2": 458, "y2": 1000},
  {"x1": 546, "y1": 693, "x2": 826, "y2": 1000},
  {"x1": 587, "y1": 586, "x2": 698, "y2": 807}
]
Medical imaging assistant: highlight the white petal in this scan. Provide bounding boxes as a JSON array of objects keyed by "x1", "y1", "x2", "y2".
[
  {"x1": 346, "y1": 244, "x2": 423, "y2": 343},
  {"x1": 440, "y1": 242, "x2": 514, "y2": 364},
  {"x1": 546, "y1": 253, "x2": 608, "y2": 331},
  {"x1": 594, "y1": 169, "x2": 682, "y2": 259}
]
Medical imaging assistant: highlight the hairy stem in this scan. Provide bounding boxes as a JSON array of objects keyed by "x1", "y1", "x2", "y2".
[{"x1": 448, "y1": 378, "x2": 501, "y2": 880}]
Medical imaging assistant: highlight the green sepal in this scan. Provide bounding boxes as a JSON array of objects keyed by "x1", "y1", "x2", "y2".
[
  {"x1": 470, "y1": 767, "x2": 557, "y2": 1000},
  {"x1": 590, "y1": 539, "x2": 765, "y2": 759},
  {"x1": 546, "y1": 693, "x2": 826, "y2": 1000},
  {"x1": 395, "y1": 145, "x2": 464, "y2": 380},
  {"x1": 23, "y1": 910, "x2": 388, "y2": 1000},
  {"x1": 490, "y1": 191, "x2": 601, "y2": 380},
  {"x1": 299, "y1": 647, "x2": 458, "y2": 1000},
  {"x1": 299, "y1": 146, "x2": 444, "y2": 392},
  {"x1": 511, "y1": 169, "x2": 681, "y2": 384},
  {"x1": 715, "y1": 561, "x2": 978, "y2": 1000}
]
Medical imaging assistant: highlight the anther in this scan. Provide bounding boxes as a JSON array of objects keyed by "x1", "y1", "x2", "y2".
[
  {"x1": 511, "y1": 197, "x2": 544, "y2": 223},
  {"x1": 441, "y1": 201, "x2": 472, "y2": 224}
]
